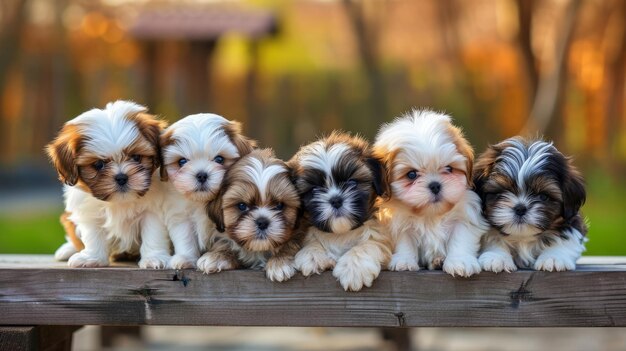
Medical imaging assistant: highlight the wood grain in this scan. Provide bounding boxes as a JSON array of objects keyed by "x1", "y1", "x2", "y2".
[{"x1": 0, "y1": 255, "x2": 625, "y2": 327}]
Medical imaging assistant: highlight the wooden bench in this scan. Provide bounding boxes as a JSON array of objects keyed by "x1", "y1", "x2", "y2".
[{"x1": 1, "y1": 255, "x2": 625, "y2": 350}]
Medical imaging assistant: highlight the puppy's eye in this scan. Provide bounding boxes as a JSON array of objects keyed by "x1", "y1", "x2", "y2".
[
  {"x1": 131, "y1": 154, "x2": 142, "y2": 162},
  {"x1": 407, "y1": 170, "x2": 418, "y2": 180},
  {"x1": 346, "y1": 179, "x2": 358, "y2": 188},
  {"x1": 444, "y1": 165, "x2": 453, "y2": 173},
  {"x1": 274, "y1": 202, "x2": 284, "y2": 211},
  {"x1": 237, "y1": 203, "x2": 248, "y2": 211},
  {"x1": 214, "y1": 155, "x2": 225, "y2": 164},
  {"x1": 93, "y1": 160, "x2": 105, "y2": 171},
  {"x1": 178, "y1": 158, "x2": 188, "y2": 167},
  {"x1": 538, "y1": 193, "x2": 549, "y2": 201}
]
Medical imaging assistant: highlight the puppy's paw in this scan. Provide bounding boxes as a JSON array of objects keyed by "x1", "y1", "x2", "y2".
[
  {"x1": 534, "y1": 255, "x2": 576, "y2": 272},
  {"x1": 443, "y1": 255, "x2": 481, "y2": 277},
  {"x1": 479, "y1": 252, "x2": 517, "y2": 273},
  {"x1": 333, "y1": 253, "x2": 381, "y2": 291},
  {"x1": 265, "y1": 257, "x2": 296, "y2": 282},
  {"x1": 168, "y1": 254, "x2": 197, "y2": 269},
  {"x1": 68, "y1": 252, "x2": 109, "y2": 268},
  {"x1": 427, "y1": 256, "x2": 445, "y2": 270},
  {"x1": 139, "y1": 254, "x2": 170, "y2": 269},
  {"x1": 55, "y1": 242, "x2": 78, "y2": 261},
  {"x1": 388, "y1": 253, "x2": 419, "y2": 271},
  {"x1": 197, "y1": 252, "x2": 238, "y2": 274},
  {"x1": 294, "y1": 249, "x2": 335, "y2": 276}
]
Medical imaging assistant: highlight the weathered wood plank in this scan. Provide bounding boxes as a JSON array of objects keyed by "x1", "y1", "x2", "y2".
[{"x1": 0, "y1": 255, "x2": 625, "y2": 327}]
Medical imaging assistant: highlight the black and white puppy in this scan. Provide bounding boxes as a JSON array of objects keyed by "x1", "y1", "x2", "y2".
[
  {"x1": 290, "y1": 132, "x2": 391, "y2": 291},
  {"x1": 473, "y1": 137, "x2": 587, "y2": 272}
]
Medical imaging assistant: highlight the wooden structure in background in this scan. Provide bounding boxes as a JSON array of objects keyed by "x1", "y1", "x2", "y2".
[{"x1": 1, "y1": 255, "x2": 626, "y2": 350}]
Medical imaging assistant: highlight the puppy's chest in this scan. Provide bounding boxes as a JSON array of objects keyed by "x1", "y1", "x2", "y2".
[
  {"x1": 104, "y1": 204, "x2": 147, "y2": 237},
  {"x1": 315, "y1": 229, "x2": 364, "y2": 258}
]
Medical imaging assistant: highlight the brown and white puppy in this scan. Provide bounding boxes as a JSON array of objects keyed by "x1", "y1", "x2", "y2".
[
  {"x1": 290, "y1": 132, "x2": 391, "y2": 291},
  {"x1": 473, "y1": 137, "x2": 587, "y2": 272},
  {"x1": 46, "y1": 100, "x2": 170, "y2": 268},
  {"x1": 374, "y1": 109, "x2": 488, "y2": 277},
  {"x1": 200, "y1": 149, "x2": 302, "y2": 282},
  {"x1": 160, "y1": 113, "x2": 256, "y2": 269}
]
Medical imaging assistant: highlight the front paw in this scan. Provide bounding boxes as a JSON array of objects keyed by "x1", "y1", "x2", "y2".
[
  {"x1": 388, "y1": 253, "x2": 419, "y2": 271},
  {"x1": 68, "y1": 252, "x2": 109, "y2": 268},
  {"x1": 197, "y1": 252, "x2": 238, "y2": 274},
  {"x1": 265, "y1": 257, "x2": 296, "y2": 282},
  {"x1": 443, "y1": 255, "x2": 481, "y2": 277},
  {"x1": 479, "y1": 252, "x2": 517, "y2": 273},
  {"x1": 534, "y1": 255, "x2": 576, "y2": 272},
  {"x1": 55, "y1": 242, "x2": 78, "y2": 261},
  {"x1": 139, "y1": 254, "x2": 170, "y2": 269},
  {"x1": 168, "y1": 254, "x2": 197, "y2": 269},
  {"x1": 294, "y1": 250, "x2": 335, "y2": 276},
  {"x1": 333, "y1": 254, "x2": 381, "y2": 291}
]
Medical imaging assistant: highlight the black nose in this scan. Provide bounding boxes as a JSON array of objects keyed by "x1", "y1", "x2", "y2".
[
  {"x1": 428, "y1": 181, "x2": 441, "y2": 195},
  {"x1": 196, "y1": 172, "x2": 208, "y2": 184},
  {"x1": 514, "y1": 204, "x2": 527, "y2": 216},
  {"x1": 114, "y1": 173, "x2": 128, "y2": 186},
  {"x1": 255, "y1": 217, "x2": 270, "y2": 230},
  {"x1": 329, "y1": 196, "x2": 343, "y2": 209}
]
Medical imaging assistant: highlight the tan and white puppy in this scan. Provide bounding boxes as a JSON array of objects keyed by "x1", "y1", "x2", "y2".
[
  {"x1": 202, "y1": 149, "x2": 302, "y2": 282},
  {"x1": 290, "y1": 132, "x2": 391, "y2": 291},
  {"x1": 374, "y1": 109, "x2": 488, "y2": 277},
  {"x1": 160, "y1": 114, "x2": 256, "y2": 269},
  {"x1": 47, "y1": 100, "x2": 170, "y2": 268}
]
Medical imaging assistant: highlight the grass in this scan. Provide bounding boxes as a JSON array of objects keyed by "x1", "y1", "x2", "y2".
[{"x1": 0, "y1": 171, "x2": 623, "y2": 255}]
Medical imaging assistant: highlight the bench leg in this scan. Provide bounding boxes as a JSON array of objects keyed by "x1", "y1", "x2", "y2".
[
  {"x1": 0, "y1": 326, "x2": 81, "y2": 351},
  {"x1": 381, "y1": 328, "x2": 413, "y2": 351}
]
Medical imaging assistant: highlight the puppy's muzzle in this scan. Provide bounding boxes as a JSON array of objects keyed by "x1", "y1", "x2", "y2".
[
  {"x1": 196, "y1": 171, "x2": 208, "y2": 184},
  {"x1": 114, "y1": 173, "x2": 128, "y2": 186},
  {"x1": 329, "y1": 196, "x2": 343, "y2": 209}
]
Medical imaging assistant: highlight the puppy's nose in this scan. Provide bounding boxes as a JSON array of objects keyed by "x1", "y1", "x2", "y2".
[
  {"x1": 114, "y1": 173, "x2": 128, "y2": 186},
  {"x1": 196, "y1": 172, "x2": 208, "y2": 184},
  {"x1": 514, "y1": 204, "x2": 527, "y2": 216},
  {"x1": 428, "y1": 181, "x2": 441, "y2": 195},
  {"x1": 329, "y1": 196, "x2": 343, "y2": 209},
  {"x1": 255, "y1": 217, "x2": 270, "y2": 230}
]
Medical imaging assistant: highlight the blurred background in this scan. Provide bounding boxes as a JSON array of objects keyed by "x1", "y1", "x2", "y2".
[{"x1": 0, "y1": 0, "x2": 625, "y2": 350}]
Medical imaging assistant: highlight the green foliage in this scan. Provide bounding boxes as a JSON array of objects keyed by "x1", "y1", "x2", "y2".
[{"x1": 0, "y1": 209, "x2": 66, "y2": 254}]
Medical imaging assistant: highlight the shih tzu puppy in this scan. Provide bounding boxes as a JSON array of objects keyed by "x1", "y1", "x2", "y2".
[
  {"x1": 373, "y1": 109, "x2": 488, "y2": 277},
  {"x1": 201, "y1": 149, "x2": 302, "y2": 282},
  {"x1": 160, "y1": 113, "x2": 256, "y2": 269},
  {"x1": 46, "y1": 100, "x2": 171, "y2": 268},
  {"x1": 290, "y1": 132, "x2": 391, "y2": 291},
  {"x1": 473, "y1": 137, "x2": 587, "y2": 272}
]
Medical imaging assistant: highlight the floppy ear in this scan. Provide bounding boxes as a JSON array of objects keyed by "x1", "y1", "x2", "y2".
[
  {"x1": 366, "y1": 155, "x2": 389, "y2": 198},
  {"x1": 224, "y1": 120, "x2": 257, "y2": 157},
  {"x1": 561, "y1": 161, "x2": 586, "y2": 221},
  {"x1": 158, "y1": 129, "x2": 175, "y2": 181},
  {"x1": 472, "y1": 146, "x2": 499, "y2": 198},
  {"x1": 206, "y1": 192, "x2": 226, "y2": 233},
  {"x1": 448, "y1": 124, "x2": 475, "y2": 187},
  {"x1": 132, "y1": 112, "x2": 167, "y2": 170},
  {"x1": 46, "y1": 124, "x2": 81, "y2": 186}
]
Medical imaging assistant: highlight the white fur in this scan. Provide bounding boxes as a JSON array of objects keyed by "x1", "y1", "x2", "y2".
[{"x1": 243, "y1": 157, "x2": 287, "y2": 201}]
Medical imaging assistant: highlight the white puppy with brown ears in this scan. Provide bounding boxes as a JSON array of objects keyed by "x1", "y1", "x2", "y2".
[
  {"x1": 159, "y1": 114, "x2": 256, "y2": 269},
  {"x1": 47, "y1": 100, "x2": 171, "y2": 268},
  {"x1": 374, "y1": 109, "x2": 488, "y2": 277}
]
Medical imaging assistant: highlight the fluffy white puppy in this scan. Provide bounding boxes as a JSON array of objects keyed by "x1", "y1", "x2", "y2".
[
  {"x1": 159, "y1": 113, "x2": 256, "y2": 269},
  {"x1": 374, "y1": 109, "x2": 489, "y2": 277},
  {"x1": 47, "y1": 100, "x2": 170, "y2": 268}
]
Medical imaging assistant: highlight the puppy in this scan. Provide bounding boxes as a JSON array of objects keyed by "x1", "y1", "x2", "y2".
[
  {"x1": 373, "y1": 109, "x2": 488, "y2": 277},
  {"x1": 46, "y1": 100, "x2": 171, "y2": 268},
  {"x1": 160, "y1": 114, "x2": 256, "y2": 269},
  {"x1": 473, "y1": 137, "x2": 587, "y2": 272},
  {"x1": 290, "y1": 132, "x2": 391, "y2": 291},
  {"x1": 201, "y1": 149, "x2": 302, "y2": 282}
]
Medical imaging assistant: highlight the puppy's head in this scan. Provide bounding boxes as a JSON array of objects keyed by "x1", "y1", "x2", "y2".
[
  {"x1": 160, "y1": 114, "x2": 256, "y2": 202},
  {"x1": 289, "y1": 132, "x2": 387, "y2": 234},
  {"x1": 46, "y1": 100, "x2": 165, "y2": 201},
  {"x1": 473, "y1": 137, "x2": 586, "y2": 238},
  {"x1": 207, "y1": 149, "x2": 300, "y2": 252},
  {"x1": 373, "y1": 109, "x2": 473, "y2": 216}
]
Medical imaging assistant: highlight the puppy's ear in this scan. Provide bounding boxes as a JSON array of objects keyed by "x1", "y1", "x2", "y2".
[
  {"x1": 131, "y1": 112, "x2": 168, "y2": 170},
  {"x1": 206, "y1": 192, "x2": 226, "y2": 233},
  {"x1": 561, "y1": 160, "x2": 586, "y2": 221},
  {"x1": 46, "y1": 124, "x2": 81, "y2": 186},
  {"x1": 158, "y1": 129, "x2": 175, "y2": 181},
  {"x1": 366, "y1": 155, "x2": 389, "y2": 198},
  {"x1": 448, "y1": 124, "x2": 475, "y2": 187},
  {"x1": 224, "y1": 120, "x2": 257, "y2": 157},
  {"x1": 472, "y1": 145, "x2": 499, "y2": 197}
]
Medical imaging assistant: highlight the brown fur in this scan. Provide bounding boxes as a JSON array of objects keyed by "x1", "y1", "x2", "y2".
[
  {"x1": 223, "y1": 120, "x2": 257, "y2": 158},
  {"x1": 46, "y1": 124, "x2": 83, "y2": 186},
  {"x1": 60, "y1": 211, "x2": 84, "y2": 251},
  {"x1": 446, "y1": 123, "x2": 474, "y2": 187}
]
